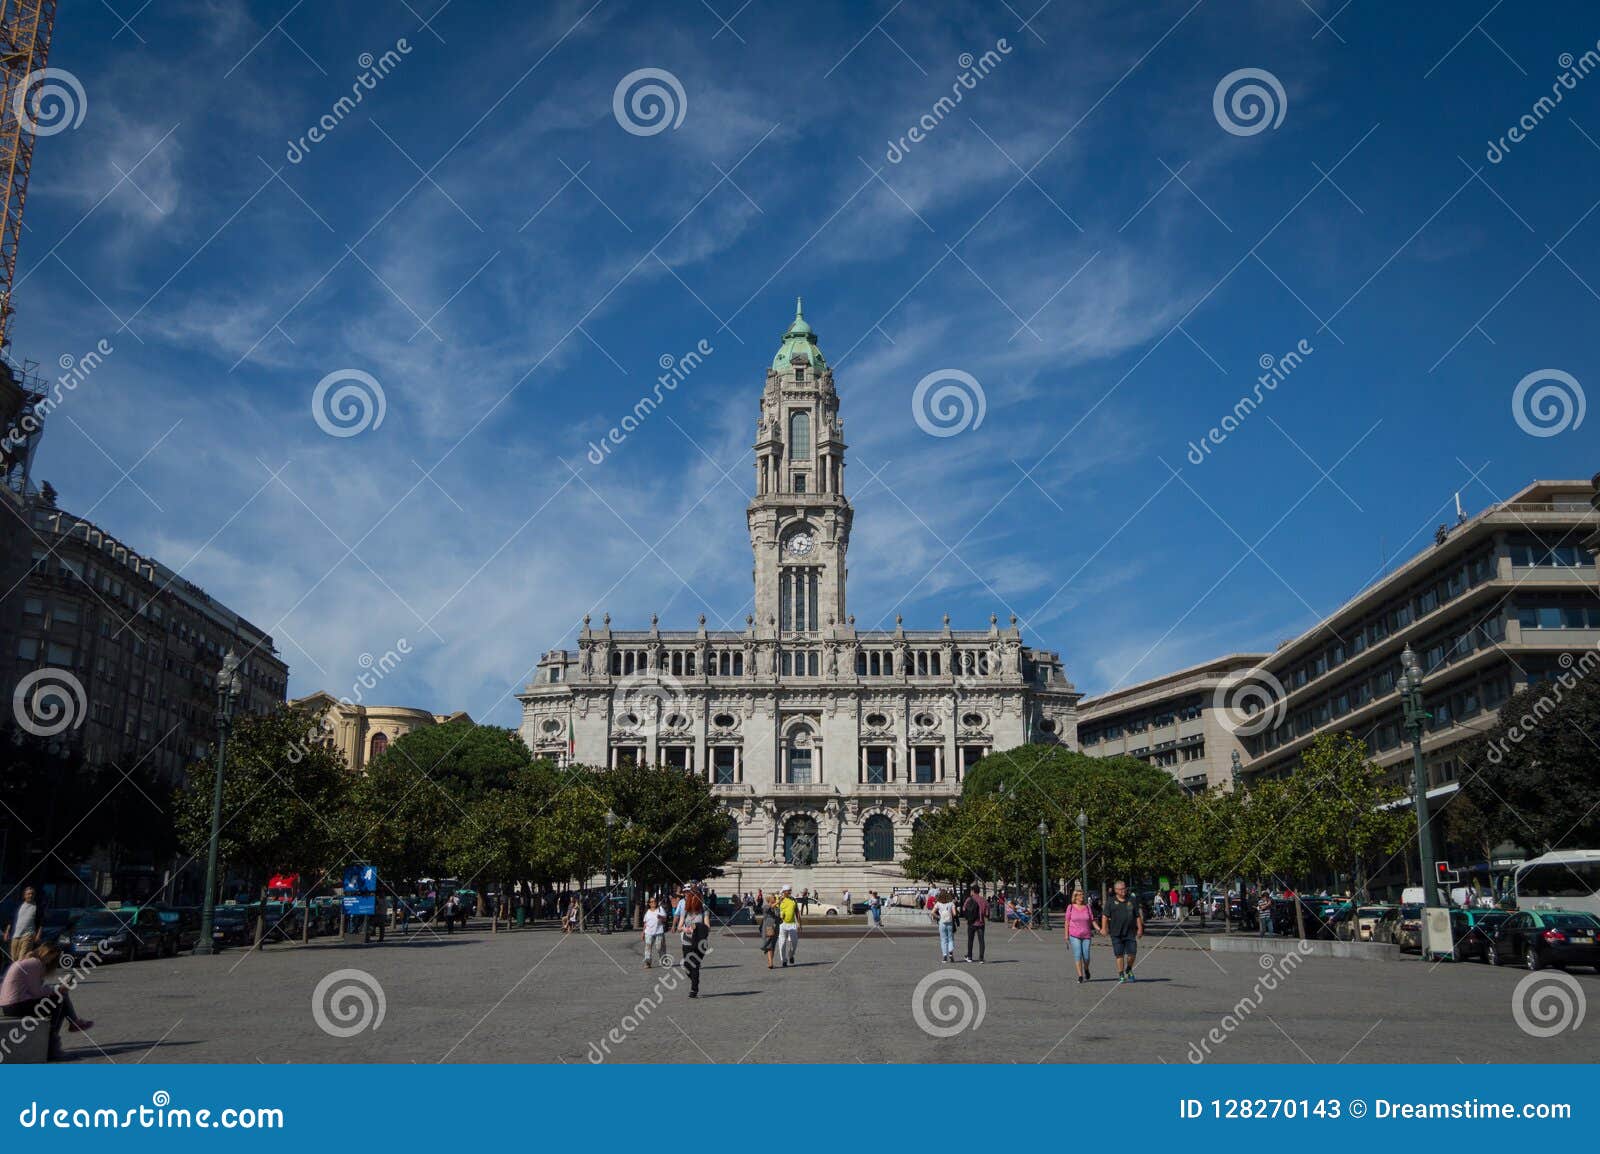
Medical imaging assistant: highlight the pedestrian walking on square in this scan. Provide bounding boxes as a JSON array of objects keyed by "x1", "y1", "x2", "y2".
[
  {"x1": 1256, "y1": 892, "x2": 1273, "y2": 938},
  {"x1": 643, "y1": 897, "x2": 668, "y2": 968},
  {"x1": 962, "y1": 884, "x2": 987, "y2": 962},
  {"x1": 675, "y1": 890, "x2": 710, "y2": 998},
  {"x1": 1064, "y1": 888, "x2": 1095, "y2": 983},
  {"x1": 868, "y1": 890, "x2": 882, "y2": 927},
  {"x1": 1100, "y1": 880, "x2": 1144, "y2": 982},
  {"x1": 932, "y1": 889, "x2": 957, "y2": 962},
  {"x1": 760, "y1": 898, "x2": 781, "y2": 968},
  {"x1": 843, "y1": 888, "x2": 852, "y2": 915},
  {"x1": 3, "y1": 886, "x2": 40, "y2": 962},
  {"x1": 776, "y1": 884, "x2": 801, "y2": 966}
]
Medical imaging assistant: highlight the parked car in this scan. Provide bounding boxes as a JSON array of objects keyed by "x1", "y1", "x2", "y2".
[
  {"x1": 149, "y1": 905, "x2": 202, "y2": 952},
  {"x1": 67, "y1": 908, "x2": 173, "y2": 961},
  {"x1": 1353, "y1": 905, "x2": 1395, "y2": 942},
  {"x1": 1394, "y1": 904, "x2": 1423, "y2": 952},
  {"x1": 1450, "y1": 909, "x2": 1510, "y2": 963},
  {"x1": 43, "y1": 906, "x2": 86, "y2": 948},
  {"x1": 210, "y1": 907, "x2": 253, "y2": 949},
  {"x1": 1487, "y1": 910, "x2": 1600, "y2": 970}
]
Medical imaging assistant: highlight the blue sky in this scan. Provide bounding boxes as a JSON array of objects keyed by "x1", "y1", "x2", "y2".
[{"x1": 14, "y1": 0, "x2": 1597, "y2": 726}]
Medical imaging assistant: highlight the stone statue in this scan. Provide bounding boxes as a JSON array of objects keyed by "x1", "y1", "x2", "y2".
[{"x1": 791, "y1": 831, "x2": 816, "y2": 867}]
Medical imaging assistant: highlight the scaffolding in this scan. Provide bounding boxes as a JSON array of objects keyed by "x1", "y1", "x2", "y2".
[{"x1": 0, "y1": 0, "x2": 57, "y2": 350}]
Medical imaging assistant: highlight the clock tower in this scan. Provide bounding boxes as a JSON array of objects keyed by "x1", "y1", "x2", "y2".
[{"x1": 750, "y1": 299, "x2": 851, "y2": 636}]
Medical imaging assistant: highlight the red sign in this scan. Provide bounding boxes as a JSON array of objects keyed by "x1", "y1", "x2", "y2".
[{"x1": 267, "y1": 873, "x2": 299, "y2": 893}]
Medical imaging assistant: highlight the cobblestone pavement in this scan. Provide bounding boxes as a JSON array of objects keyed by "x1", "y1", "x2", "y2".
[{"x1": 43, "y1": 921, "x2": 1596, "y2": 1063}]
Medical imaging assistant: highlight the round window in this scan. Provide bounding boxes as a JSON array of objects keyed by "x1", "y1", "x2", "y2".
[
  {"x1": 664, "y1": 713, "x2": 687, "y2": 729},
  {"x1": 864, "y1": 712, "x2": 888, "y2": 728},
  {"x1": 1039, "y1": 718, "x2": 1057, "y2": 733},
  {"x1": 620, "y1": 712, "x2": 639, "y2": 727},
  {"x1": 713, "y1": 712, "x2": 736, "y2": 729},
  {"x1": 914, "y1": 713, "x2": 936, "y2": 728},
  {"x1": 961, "y1": 712, "x2": 984, "y2": 728},
  {"x1": 540, "y1": 718, "x2": 562, "y2": 735}
]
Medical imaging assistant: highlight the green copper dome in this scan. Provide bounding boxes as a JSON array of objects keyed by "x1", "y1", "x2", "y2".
[{"x1": 771, "y1": 297, "x2": 826, "y2": 372}]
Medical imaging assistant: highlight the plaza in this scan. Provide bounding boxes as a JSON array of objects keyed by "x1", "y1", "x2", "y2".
[{"x1": 45, "y1": 922, "x2": 1594, "y2": 1065}]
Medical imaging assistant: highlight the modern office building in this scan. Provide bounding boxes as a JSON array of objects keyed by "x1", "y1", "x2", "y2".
[
  {"x1": 1080, "y1": 479, "x2": 1600, "y2": 801},
  {"x1": 1077, "y1": 654, "x2": 1267, "y2": 792}
]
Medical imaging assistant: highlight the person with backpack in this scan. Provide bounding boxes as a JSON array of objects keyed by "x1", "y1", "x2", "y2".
[
  {"x1": 760, "y1": 898, "x2": 781, "y2": 968},
  {"x1": 961, "y1": 884, "x2": 987, "y2": 963},
  {"x1": 674, "y1": 890, "x2": 710, "y2": 998}
]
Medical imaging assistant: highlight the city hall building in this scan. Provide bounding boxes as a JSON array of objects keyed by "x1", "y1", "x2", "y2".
[{"x1": 519, "y1": 302, "x2": 1080, "y2": 894}]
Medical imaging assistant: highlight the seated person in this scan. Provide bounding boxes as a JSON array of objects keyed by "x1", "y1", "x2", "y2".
[{"x1": 1, "y1": 943, "x2": 93, "y2": 1059}]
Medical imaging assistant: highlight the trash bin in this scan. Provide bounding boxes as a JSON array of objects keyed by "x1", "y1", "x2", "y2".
[{"x1": 515, "y1": 905, "x2": 527, "y2": 928}]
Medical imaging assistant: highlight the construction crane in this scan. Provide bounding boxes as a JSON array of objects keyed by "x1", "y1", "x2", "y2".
[{"x1": 0, "y1": 0, "x2": 57, "y2": 351}]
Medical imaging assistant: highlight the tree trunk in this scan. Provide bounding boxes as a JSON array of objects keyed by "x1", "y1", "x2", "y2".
[
  {"x1": 301, "y1": 886, "x2": 311, "y2": 946},
  {"x1": 1293, "y1": 895, "x2": 1307, "y2": 941}
]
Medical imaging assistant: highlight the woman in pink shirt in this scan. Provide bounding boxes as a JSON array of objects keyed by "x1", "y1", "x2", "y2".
[
  {"x1": 1, "y1": 943, "x2": 93, "y2": 1059},
  {"x1": 1063, "y1": 889, "x2": 1096, "y2": 984}
]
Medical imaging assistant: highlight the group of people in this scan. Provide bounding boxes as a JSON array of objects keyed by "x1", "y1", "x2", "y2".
[{"x1": 640, "y1": 886, "x2": 712, "y2": 996}]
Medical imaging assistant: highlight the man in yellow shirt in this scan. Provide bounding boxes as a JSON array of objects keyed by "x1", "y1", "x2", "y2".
[{"x1": 777, "y1": 883, "x2": 801, "y2": 967}]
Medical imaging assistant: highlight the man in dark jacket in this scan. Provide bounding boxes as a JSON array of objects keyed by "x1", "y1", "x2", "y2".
[{"x1": 962, "y1": 885, "x2": 987, "y2": 963}]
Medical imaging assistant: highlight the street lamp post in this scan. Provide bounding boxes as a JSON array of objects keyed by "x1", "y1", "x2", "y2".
[
  {"x1": 603, "y1": 809, "x2": 617, "y2": 934},
  {"x1": 1398, "y1": 644, "x2": 1440, "y2": 910},
  {"x1": 1076, "y1": 812, "x2": 1088, "y2": 906},
  {"x1": 195, "y1": 648, "x2": 243, "y2": 956},
  {"x1": 1038, "y1": 819, "x2": 1050, "y2": 930}
]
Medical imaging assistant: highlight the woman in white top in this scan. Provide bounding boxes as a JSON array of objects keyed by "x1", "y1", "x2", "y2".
[
  {"x1": 642, "y1": 897, "x2": 667, "y2": 969},
  {"x1": 932, "y1": 890, "x2": 958, "y2": 962}
]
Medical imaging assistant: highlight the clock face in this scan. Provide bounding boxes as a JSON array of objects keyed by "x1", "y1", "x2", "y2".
[{"x1": 785, "y1": 532, "x2": 814, "y2": 557}]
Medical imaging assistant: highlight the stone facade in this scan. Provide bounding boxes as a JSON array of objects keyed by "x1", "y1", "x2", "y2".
[
  {"x1": 290, "y1": 690, "x2": 472, "y2": 773},
  {"x1": 519, "y1": 302, "x2": 1080, "y2": 892}
]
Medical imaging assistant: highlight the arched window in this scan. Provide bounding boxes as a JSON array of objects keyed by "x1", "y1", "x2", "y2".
[
  {"x1": 784, "y1": 814, "x2": 819, "y2": 865},
  {"x1": 369, "y1": 732, "x2": 388, "y2": 761},
  {"x1": 786, "y1": 725, "x2": 815, "y2": 784},
  {"x1": 788, "y1": 411, "x2": 810, "y2": 460},
  {"x1": 863, "y1": 814, "x2": 894, "y2": 862}
]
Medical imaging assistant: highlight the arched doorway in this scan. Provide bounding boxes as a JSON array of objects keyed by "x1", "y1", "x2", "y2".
[
  {"x1": 863, "y1": 814, "x2": 894, "y2": 862},
  {"x1": 784, "y1": 814, "x2": 819, "y2": 865}
]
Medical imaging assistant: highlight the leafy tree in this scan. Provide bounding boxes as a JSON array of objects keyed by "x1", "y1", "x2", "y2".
[
  {"x1": 602, "y1": 761, "x2": 735, "y2": 924},
  {"x1": 1456, "y1": 673, "x2": 1600, "y2": 854},
  {"x1": 374, "y1": 720, "x2": 533, "y2": 802},
  {"x1": 1295, "y1": 732, "x2": 1411, "y2": 899},
  {"x1": 173, "y1": 706, "x2": 351, "y2": 946}
]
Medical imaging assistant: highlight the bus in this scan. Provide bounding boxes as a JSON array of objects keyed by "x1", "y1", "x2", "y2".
[{"x1": 1513, "y1": 850, "x2": 1600, "y2": 917}]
